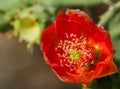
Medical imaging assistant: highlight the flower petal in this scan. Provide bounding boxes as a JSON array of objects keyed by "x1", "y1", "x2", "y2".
[
  {"x1": 56, "y1": 10, "x2": 97, "y2": 40},
  {"x1": 66, "y1": 9, "x2": 97, "y2": 36},
  {"x1": 41, "y1": 23, "x2": 59, "y2": 64},
  {"x1": 55, "y1": 13, "x2": 81, "y2": 39},
  {"x1": 95, "y1": 57, "x2": 118, "y2": 78},
  {"x1": 91, "y1": 26, "x2": 113, "y2": 58}
]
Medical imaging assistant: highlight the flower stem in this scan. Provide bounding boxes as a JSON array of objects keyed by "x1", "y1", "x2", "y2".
[{"x1": 82, "y1": 84, "x2": 90, "y2": 89}]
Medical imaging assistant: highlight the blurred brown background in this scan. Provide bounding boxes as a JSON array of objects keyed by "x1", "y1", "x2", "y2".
[{"x1": 0, "y1": 31, "x2": 81, "y2": 89}]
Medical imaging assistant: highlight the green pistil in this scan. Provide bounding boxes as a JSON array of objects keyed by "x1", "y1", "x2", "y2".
[{"x1": 70, "y1": 50, "x2": 81, "y2": 61}]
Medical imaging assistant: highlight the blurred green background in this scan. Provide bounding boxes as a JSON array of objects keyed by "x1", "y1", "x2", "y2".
[{"x1": 0, "y1": 0, "x2": 120, "y2": 89}]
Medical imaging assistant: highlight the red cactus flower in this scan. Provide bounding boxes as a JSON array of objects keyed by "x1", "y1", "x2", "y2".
[{"x1": 41, "y1": 9, "x2": 118, "y2": 85}]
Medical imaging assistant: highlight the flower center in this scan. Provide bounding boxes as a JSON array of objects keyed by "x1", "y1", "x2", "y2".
[
  {"x1": 55, "y1": 33, "x2": 100, "y2": 72},
  {"x1": 69, "y1": 50, "x2": 81, "y2": 61}
]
